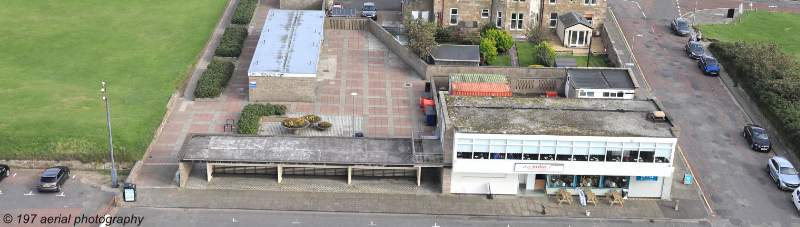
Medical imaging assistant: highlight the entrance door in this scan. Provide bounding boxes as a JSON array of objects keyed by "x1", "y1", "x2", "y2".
[
  {"x1": 526, "y1": 174, "x2": 537, "y2": 190},
  {"x1": 569, "y1": 31, "x2": 589, "y2": 47}
]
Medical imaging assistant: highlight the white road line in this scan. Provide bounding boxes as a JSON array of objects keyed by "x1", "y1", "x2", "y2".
[
  {"x1": 72, "y1": 175, "x2": 76, "y2": 178},
  {"x1": 369, "y1": 221, "x2": 377, "y2": 226},
  {"x1": 24, "y1": 191, "x2": 34, "y2": 195},
  {"x1": 56, "y1": 192, "x2": 65, "y2": 197},
  {"x1": 636, "y1": 2, "x2": 641, "y2": 9},
  {"x1": 433, "y1": 223, "x2": 440, "y2": 227},
  {"x1": 292, "y1": 218, "x2": 301, "y2": 224},
  {"x1": 0, "y1": 190, "x2": 3, "y2": 194},
  {"x1": 651, "y1": 26, "x2": 655, "y2": 33},
  {"x1": 642, "y1": 12, "x2": 647, "y2": 18},
  {"x1": 232, "y1": 218, "x2": 238, "y2": 222},
  {"x1": 13, "y1": 173, "x2": 16, "y2": 177}
]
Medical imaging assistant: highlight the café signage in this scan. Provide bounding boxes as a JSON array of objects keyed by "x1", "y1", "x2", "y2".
[{"x1": 514, "y1": 163, "x2": 564, "y2": 172}]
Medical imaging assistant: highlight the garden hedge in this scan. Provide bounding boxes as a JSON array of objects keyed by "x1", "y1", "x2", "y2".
[
  {"x1": 237, "y1": 103, "x2": 288, "y2": 134},
  {"x1": 193, "y1": 60, "x2": 235, "y2": 98},
  {"x1": 708, "y1": 41, "x2": 800, "y2": 152},
  {"x1": 214, "y1": 27, "x2": 249, "y2": 57},
  {"x1": 231, "y1": 0, "x2": 258, "y2": 25}
]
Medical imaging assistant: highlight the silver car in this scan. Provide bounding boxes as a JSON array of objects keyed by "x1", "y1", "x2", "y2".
[{"x1": 768, "y1": 156, "x2": 800, "y2": 190}]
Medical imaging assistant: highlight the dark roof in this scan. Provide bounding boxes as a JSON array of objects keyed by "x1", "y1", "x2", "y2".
[
  {"x1": 432, "y1": 45, "x2": 480, "y2": 62},
  {"x1": 568, "y1": 68, "x2": 635, "y2": 89},
  {"x1": 558, "y1": 11, "x2": 593, "y2": 29},
  {"x1": 554, "y1": 58, "x2": 579, "y2": 67}
]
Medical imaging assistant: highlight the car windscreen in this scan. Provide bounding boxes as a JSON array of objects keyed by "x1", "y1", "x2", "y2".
[
  {"x1": 781, "y1": 167, "x2": 797, "y2": 175},
  {"x1": 754, "y1": 130, "x2": 769, "y2": 140},
  {"x1": 363, "y1": 6, "x2": 376, "y2": 11},
  {"x1": 706, "y1": 59, "x2": 718, "y2": 66},
  {"x1": 677, "y1": 21, "x2": 688, "y2": 27},
  {"x1": 41, "y1": 177, "x2": 58, "y2": 183},
  {"x1": 692, "y1": 44, "x2": 703, "y2": 51}
]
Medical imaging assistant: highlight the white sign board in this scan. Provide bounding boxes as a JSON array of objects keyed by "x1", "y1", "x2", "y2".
[{"x1": 514, "y1": 163, "x2": 565, "y2": 172}]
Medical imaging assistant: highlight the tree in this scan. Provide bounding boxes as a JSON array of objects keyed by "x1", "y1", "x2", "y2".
[
  {"x1": 480, "y1": 38, "x2": 498, "y2": 64},
  {"x1": 533, "y1": 41, "x2": 556, "y2": 67},
  {"x1": 482, "y1": 28, "x2": 515, "y2": 52},
  {"x1": 524, "y1": 25, "x2": 550, "y2": 45},
  {"x1": 434, "y1": 27, "x2": 452, "y2": 42},
  {"x1": 404, "y1": 18, "x2": 438, "y2": 60}
]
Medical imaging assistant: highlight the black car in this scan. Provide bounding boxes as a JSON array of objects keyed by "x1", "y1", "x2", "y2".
[
  {"x1": 37, "y1": 166, "x2": 70, "y2": 192},
  {"x1": 671, "y1": 18, "x2": 691, "y2": 36},
  {"x1": 0, "y1": 164, "x2": 9, "y2": 182},
  {"x1": 743, "y1": 124, "x2": 772, "y2": 151},
  {"x1": 684, "y1": 41, "x2": 704, "y2": 59}
]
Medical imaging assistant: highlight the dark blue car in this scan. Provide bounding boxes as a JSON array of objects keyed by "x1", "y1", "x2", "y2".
[{"x1": 698, "y1": 55, "x2": 719, "y2": 75}]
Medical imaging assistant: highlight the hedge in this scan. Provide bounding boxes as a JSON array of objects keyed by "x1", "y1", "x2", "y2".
[
  {"x1": 231, "y1": 0, "x2": 258, "y2": 25},
  {"x1": 215, "y1": 27, "x2": 248, "y2": 57},
  {"x1": 193, "y1": 60, "x2": 235, "y2": 98},
  {"x1": 237, "y1": 103, "x2": 288, "y2": 134},
  {"x1": 708, "y1": 41, "x2": 800, "y2": 152}
]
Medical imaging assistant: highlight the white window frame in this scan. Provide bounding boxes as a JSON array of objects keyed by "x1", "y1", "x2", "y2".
[
  {"x1": 496, "y1": 11, "x2": 503, "y2": 27},
  {"x1": 450, "y1": 8, "x2": 459, "y2": 25},
  {"x1": 549, "y1": 0, "x2": 556, "y2": 4},
  {"x1": 549, "y1": 13, "x2": 558, "y2": 28},
  {"x1": 510, "y1": 13, "x2": 524, "y2": 30},
  {"x1": 481, "y1": 9, "x2": 489, "y2": 18},
  {"x1": 583, "y1": 0, "x2": 597, "y2": 5}
]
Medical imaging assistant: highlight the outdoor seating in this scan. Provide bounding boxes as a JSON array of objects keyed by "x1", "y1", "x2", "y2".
[
  {"x1": 556, "y1": 188, "x2": 573, "y2": 205},
  {"x1": 607, "y1": 190, "x2": 624, "y2": 207},
  {"x1": 583, "y1": 189, "x2": 597, "y2": 206}
]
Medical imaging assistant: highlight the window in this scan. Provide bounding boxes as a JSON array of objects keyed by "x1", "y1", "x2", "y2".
[
  {"x1": 586, "y1": 14, "x2": 593, "y2": 26},
  {"x1": 602, "y1": 176, "x2": 629, "y2": 189},
  {"x1": 481, "y1": 9, "x2": 489, "y2": 18},
  {"x1": 496, "y1": 12, "x2": 503, "y2": 27},
  {"x1": 584, "y1": 0, "x2": 597, "y2": 5},
  {"x1": 450, "y1": 8, "x2": 458, "y2": 25},
  {"x1": 549, "y1": 0, "x2": 556, "y2": 4},
  {"x1": 531, "y1": 12, "x2": 536, "y2": 28},
  {"x1": 549, "y1": 175, "x2": 575, "y2": 188},
  {"x1": 511, "y1": 13, "x2": 523, "y2": 30},
  {"x1": 577, "y1": 175, "x2": 601, "y2": 188},
  {"x1": 549, "y1": 13, "x2": 558, "y2": 28},
  {"x1": 602, "y1": 91, "x2": 626, "y2": 98}
]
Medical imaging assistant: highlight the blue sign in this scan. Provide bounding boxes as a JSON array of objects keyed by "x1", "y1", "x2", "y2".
[
  {"x1": 249, "y1": 82, "x2": 256, "y2": 88},
  {"x1": 684, "y1": 174, "x2": 693, "y2": 185},
  {"x1": 636, "y1": 176, "x2": 658, "y2": 181}
]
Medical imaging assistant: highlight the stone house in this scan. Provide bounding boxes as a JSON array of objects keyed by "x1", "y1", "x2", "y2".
[
  {"x1": 417, "y1": 0, "x2": 538, "y2": 38},
  {"x1": 541, "y1": 0, "x2": 606, "y2": 36}
]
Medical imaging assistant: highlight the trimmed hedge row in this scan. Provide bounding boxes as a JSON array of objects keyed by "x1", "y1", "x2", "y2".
[
  {"x1": 215, "y1": 27, "x2": 248, "y2": 57},
  {"x1": 237, "y1": 103, "x2": 288, "y2": 134},
  {"x1": 231, "y1": 0, "x2": 258, "y2": 25},
  {"x1": 193, "y1": 60, "x2": 235, "y2": 98},
  {"x1": 708, "y1": 41, "x2": 800, "y2": 152}
]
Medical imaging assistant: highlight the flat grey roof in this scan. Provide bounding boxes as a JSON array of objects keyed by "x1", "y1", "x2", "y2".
[
  {"x1": 432, "y1": 45, "x2": 480, "y2": 62},
  {"x1": 248, "y1": 10, "x2": 324, "y2": 75},
  {"x1": 179, "y1": 135, "x2": 414, "y2": 165},
  {"x1": 568, "y1": 68, "x2": 635, "y2": 89},
  {"x1": 445, "y1": 96, "x2": 673, "y2": 137}
]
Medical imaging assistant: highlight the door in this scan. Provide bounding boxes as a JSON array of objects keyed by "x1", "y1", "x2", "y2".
[
  {"x1": 770, "y1": 160, "x2": 779, "y2": 182},
  {"x1": 526, "y1": 174, "x2": 537, "y2": 190}
]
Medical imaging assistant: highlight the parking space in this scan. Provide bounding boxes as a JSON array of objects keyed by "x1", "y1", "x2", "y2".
[{"x1": 0, "y1": 169, "x2": 117, "y2": 227}]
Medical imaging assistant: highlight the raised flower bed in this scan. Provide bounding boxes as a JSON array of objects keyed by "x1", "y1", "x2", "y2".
[
  {"x1": 302, "y1": 115, "x2": 321, "y2": 125},
  {"x1": 282, "y1": 118, "x2": 309, "y2": 134},
  {"x1": 316, "y1": 121, "x2": 332, "y2": 131}
]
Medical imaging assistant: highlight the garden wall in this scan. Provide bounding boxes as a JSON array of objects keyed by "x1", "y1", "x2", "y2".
[
  {"x1": 601, "y1": 8, "x2": 626, "y2": 68},
  {"x1": 365, "y1": 19, "x2": 430, "y2": 79},
  {"x1": 280, "y1": 0, "x2": 324, "y2": 10},
  {"x1": 248, "y1": 76, "x2": 317, "y2": 102}
]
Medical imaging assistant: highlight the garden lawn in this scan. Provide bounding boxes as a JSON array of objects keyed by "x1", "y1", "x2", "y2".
[
  {"x1": 0, "y1": 0, "x2": 228, "y2": 162},
  {"x1": 492, "y1": 54, "x2": 512, "y2": 66},
  {"x1": 556, "y1": 55, "x2": 612, "y2": 67},
  {"x1": 697, "y1": 10, "x2": 800, "y2": 61},
  {"x1": 516, "y1": 43, "x2": 611, "y2": 67}
]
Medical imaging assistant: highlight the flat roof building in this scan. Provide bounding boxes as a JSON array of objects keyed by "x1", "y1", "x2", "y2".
[{"x1": 565, "y1": 68, "x2": 639, "y2": 99}]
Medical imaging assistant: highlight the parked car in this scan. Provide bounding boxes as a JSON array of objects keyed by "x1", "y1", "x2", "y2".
[
  {"x1": 684, "y1": 41, "x2": 704, "y2": 59},
  {"x1": 361, "y1": 2, "x2": 377, "y2": 20},
  {"x1": 743, "y1": 124, "x2": 772, "y2": 151},
  {"x1": 768, "y1": 156, "x2": 800, "y2": 190},
  {"x1": 671, "y1": 18, "x2": 691, "y2": 36},
  {"x1": 698, "y1": 55, "x2": 719, "y2": 75},
  {"x1": 0, "y1": 164, "x2": 9, "y2": 182},
  {"x1": 37, "y1": 166, "x2": 70, "y2": 192},
  {"x1": 793, "y1": 188, "x2": 800, "y2": 213}
]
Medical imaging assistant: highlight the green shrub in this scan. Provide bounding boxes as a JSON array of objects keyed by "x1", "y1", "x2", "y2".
[
  {"x1": 231, "y1": 0, "x2": 258, "y2": 25},
  {"x1": 194, "y1": 60, "x2": 235, "y2": 98},
  {"x1": 482, "y1": 29, "x2": 514, "y2": 52},
  {"x1": 533, "y1": 41, "x2": 556, "y2": 67},
  {"x1": 479, "y1": 38, "x2": 497, "y2": 64},
  {"x1": 237, "y1": 103, "x2": 288, "y2": 134},
  {"x1": 215, "y1": 27, "x2": 249, "y2": 57},
  {"x1": 434, "y1": 27, "x2": 453, "y2": 41}
]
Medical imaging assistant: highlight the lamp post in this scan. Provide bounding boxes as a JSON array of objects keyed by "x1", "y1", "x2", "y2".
[
  {"x1": 101, "y1": 82, "x2": 119, "y2": 188},
  {"x1": 692, "y1": 0, "x2": 698, "y2": 27},
  {"x1": 351, "y1": 92, "x2": 357, "y2": 137}
]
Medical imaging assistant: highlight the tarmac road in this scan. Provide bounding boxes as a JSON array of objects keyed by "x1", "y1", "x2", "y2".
[{"x1": 609, "y1": 0, "x2": 800, "y2": 225}]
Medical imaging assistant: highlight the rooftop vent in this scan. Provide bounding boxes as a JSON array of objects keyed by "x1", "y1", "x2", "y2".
[{"x1": 647, "y1": 111, "x2": 666, "y2": 122}]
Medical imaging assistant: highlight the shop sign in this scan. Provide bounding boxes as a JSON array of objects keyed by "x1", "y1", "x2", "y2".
[
  {"x1": 636, "y1": 176, "x2": 658, "y2": 181},
  {"x1": 249, "y1": 82, "x2": 256, "y2": 88},
  {"x1": 514, "y1": 163, "x2": 564, "y2": 172}
]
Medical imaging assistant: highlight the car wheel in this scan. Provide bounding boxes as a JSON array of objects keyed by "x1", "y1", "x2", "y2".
[
  {"x1": 778, "y1": 181, "x2": 784, "y2": 190},
  {"x1": 743, "y1": 131, "x2": 747, "y2": 138},
  {"x1": 56, "y1": 187, "x2": 60, "y2": 192},
  {"x1": 751, "y1": 143, "x2": 757, "y2": 150}
]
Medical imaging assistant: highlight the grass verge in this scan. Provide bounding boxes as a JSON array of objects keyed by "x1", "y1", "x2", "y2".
[{"x1": 697, "y1": 10, "x2": 800, "y2": 61}]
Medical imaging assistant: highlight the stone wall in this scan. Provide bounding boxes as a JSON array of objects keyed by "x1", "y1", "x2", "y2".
[
  {"x1": 428, "y1": 68, "x2": 567, "y2": 95},
  {"x1": 0, "y1": 160, "x2": 133, "y2": 171},
  {"x1": 403, "y1": 0, "x2": 435, "y2": 22},
  {"x1": 542, "y1": 0, "x2": 606, "y2": 34},
  {"x1": 601, "y1": 7, "x2": 624, "y2": 67},
  {"x1": 248, "y1": 76, "x2": 318, "y2": 102},
  {"x1": 366, "y1": 19, "x2": 429, "y2": 79},
  {"x1": 437, "y1": 0, "x2": 492, "y2": 27},
  {"x1": 280, "y1": 0, "x2": 324, "y2": 10},
  {"x1": 440, "y1": 167, "x2": 452, "y2": 194}
]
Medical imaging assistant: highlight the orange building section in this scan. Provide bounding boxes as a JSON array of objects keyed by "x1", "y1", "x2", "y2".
[{"x1": 450, "y1": 82, "x2": 512, "y2": 97}]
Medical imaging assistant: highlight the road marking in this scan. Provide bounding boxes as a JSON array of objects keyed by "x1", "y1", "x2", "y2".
[
  {"x1": 292, "y1": 219, "x2": 300, "y2": 224},
  {"x1": 635, "y1": 2, "x2": 641, "y2": 9},
  {"x1": 642, "y1": 12, "x2": 646, "y2": 18},
  {"x1": 72, "y1": 175, "x2": 76, "y2": 179},
  {"x1": 369, "y1": 221, "x2": 377, "y2": 225},
  {"x1": 678, "y1": 145, "x2": 715, "y2": 215},
  {"x1": 13, "y1": 173, "x2": 16, "y2": 177},
  {"x1": 56, "y1": 192, "x2": 65, "y2": 197},
  {"x1": 0, "y1": 190, "x2": 3, "y2": 194},
  {"x1": 433, "y1": 223, "x2": 440, "y2": 227},
  {"x1": 25, "y1": 191, "x2": 34, "y2": 195},
  {"x1": 651, "y1": 26, "x2": 655, "y2": 33}
]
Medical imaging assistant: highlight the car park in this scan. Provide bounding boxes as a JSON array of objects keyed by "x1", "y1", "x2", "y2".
[
  {"x1": 698, "y1": 55, "x2": 719, "y2": 75},
  {"x1": 684, "y1": 41, "x2": 704, "y2": 59},
  {"x1": 0, "y1": 164, "x2": 9, "y2": 182},
  {"x1": 768, "y1": 156, "x2": 800, "y2": 190},
  {"x1": 361, "y1": 2, "x2": 377, "y2": 20},
  {"x1": 743, "y1": 124, "x2": 772, "y2": 151},
  {"x1": 37, "y1": 166, "x2": 70, "y2": 192},
  {"x1": 671, "y1": 18, "x2": 691, "y2": 36}
]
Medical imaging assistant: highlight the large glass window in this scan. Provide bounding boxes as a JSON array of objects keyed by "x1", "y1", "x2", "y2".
[
  {"x1": 455, "y1": 138, "x2": 673, "y2": 163},
  {"x1": 577, "y1": 175, "x2": 601, "y2": 188},
  {"x1": 602, "y1": 176, "x2": 629, "y2": 189},
  {"x1": 549, "y1": 175, "x2": 575, "y2": 188},
  {"x1": 450, "y1": 8, "x2": 458, "y2": 25},
  {"x1": 547, "y1": 175, "x2": 629, "y2": 189}
]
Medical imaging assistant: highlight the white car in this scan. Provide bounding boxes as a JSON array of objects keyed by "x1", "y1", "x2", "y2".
[{"x1": 794, "y1": 188, "x2": 800, "y2": 213}]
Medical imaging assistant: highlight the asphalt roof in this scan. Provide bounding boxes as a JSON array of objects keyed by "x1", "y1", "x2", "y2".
[
  {"x1": 432, "y1": 45, "x2": 480, "y2": 62},
  {"x1": 179, "y1": 135, "x2": 415, "y2": 165},
  {"x1": 558, "y1": 11, "x2": 593, "y2": 29},
  {"x1": 567, "y1": 68, "x2": 635, "y2": 89},
  {"x1": 445, "y1": 96, "x2": 674, "y2": 138},
  {"x1": 248, "y1": 10, "x2": 325, "y2": 76}
]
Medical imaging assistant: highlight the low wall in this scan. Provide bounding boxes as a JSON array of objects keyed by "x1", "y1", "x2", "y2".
[
  {"x1": 366, "y1": 19, "x2": 429, "y2": 79},
  {"x1": 279, "y1": 0, "x2": 324, "y2": 10},
  {"x1": 602, "y1": 7, "x2": 625, "y2": 68},
  {"x1": 325, "y1": 18, "x2": 368, "y2": 30},
  {"x1": 248, "y1": 76, "x2": 317, "y2": 102},
  {"x1": 0, "y1": 160, "x2": 133, "y2": 171}
]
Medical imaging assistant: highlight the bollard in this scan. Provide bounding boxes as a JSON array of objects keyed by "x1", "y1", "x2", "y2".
[
  {"x1": 586, "y1": 209, "x2": 590, "y2": 216},
  {"x1": 675, "y1": 200, "x2": 679, "y2": 210}
]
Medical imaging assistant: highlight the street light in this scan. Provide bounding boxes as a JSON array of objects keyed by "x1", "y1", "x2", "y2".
[
  {"x1": 631, "y1": 34, "x2": 643, "y2": 65},
  {"x1": 351, "y1": 93, "x2": 357, "y2": 137},
  {"x1": 101, "y1": 82, "x2": 119, "y2": 188},
  {"x1": 692, "y1": 0, "x2": 698, "y2": 27}
]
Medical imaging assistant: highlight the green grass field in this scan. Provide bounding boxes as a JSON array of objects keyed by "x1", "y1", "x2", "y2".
[
  {"x1": 0, "y1": 0, "x2": 228, "y2": 162},
  {"x1": 697, "y1": 10, "x2": 800, "y2": 61},
  {"x1": 492, "y1": 53, "x2": 512, "y2": 66}
]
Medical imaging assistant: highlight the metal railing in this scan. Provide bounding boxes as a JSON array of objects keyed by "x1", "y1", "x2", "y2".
[{"x1": 411, "y1": 126, "x2": 443, "y2": 164}]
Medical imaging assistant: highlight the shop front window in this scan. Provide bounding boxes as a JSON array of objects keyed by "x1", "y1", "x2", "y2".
[
  {"x1": 602, "y1": 176, "x2": 629, "y2": 189},
  {"x1": 577, "y1": 175, "x2": 601, "y2": 188},
  {"x1": 549, "y1": 175, "x2": 575, "y2": 188}
]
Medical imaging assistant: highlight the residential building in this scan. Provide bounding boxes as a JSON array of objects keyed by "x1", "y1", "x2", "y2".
[
  {"x1": 541, "y1": 0, "x2": 606, "y2": 36},
  {"x1": 429, "y1": 0, "x2": 540, "y2": 37}
]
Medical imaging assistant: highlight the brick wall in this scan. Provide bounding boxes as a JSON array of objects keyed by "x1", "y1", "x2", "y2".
[
  {"x1": 543, "y1": 0, "x2": 606, "y2": 34},
  {"x1": 280, "y1": 0, "x2": 324, "y2": 10},
  {"x1": 0, "y1": 160, "x2": 133, "y2": 171},
  {"x1": 440, "y1": 167, "x2": 452, "y2": 194},
  {"x1": 248, "y1": 76, "x2": 318, "y2": 102}
]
